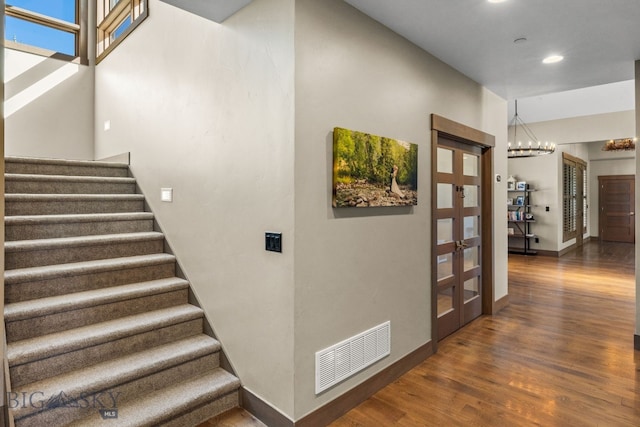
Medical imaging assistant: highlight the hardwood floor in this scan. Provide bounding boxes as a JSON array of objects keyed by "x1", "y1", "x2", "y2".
[
  {"x1": 330, "y1": 241, "x2": 640, "y2": 426},
  {"x1": 204, "y1": 241, "x2": 639, "y2": 426},
  {"x1": 198, "y1": 407, "x2": 266, "y2": 427}
]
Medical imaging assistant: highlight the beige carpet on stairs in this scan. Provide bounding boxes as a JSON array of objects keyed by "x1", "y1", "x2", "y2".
[{"x1": 4, "y1": 156, "x2": 241, "y2": 427}]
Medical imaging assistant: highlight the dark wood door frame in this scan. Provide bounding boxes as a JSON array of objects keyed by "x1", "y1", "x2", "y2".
[{"x1": 431, "y1": 114, "x2": 495, "y2": 352}]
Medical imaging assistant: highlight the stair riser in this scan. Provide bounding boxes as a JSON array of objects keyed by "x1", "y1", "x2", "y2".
[
  {"x1": 6, "y1": 219, "x2": 154, "y2": 241},
  {"x1": 6, "y1": 199, "x2": 144, "y2": 216},
  {"x1": 14, "y1": 354, "x2": 220, "y2": 427},
  {"x1": 5, "y1": 162, "x2": 129, "y2": 178},
  {"x1": 5, "y1": 180, "x2": 136, "y2": 195},
  {"x1": 6, "y1": 239, "x2": 164, "y2": 269},
  {"x1": 160, "y1": 392, "x2": 239, "y2": 427},
  {"x1": 10, "y1": 318, "x2": 204, "y2": 388},
  {"x1": 6, "y1": 262, "x2": 176, "y2": 303},
  {"x1": 7, "y1": 289, "x2": 189, "y2": 341}
]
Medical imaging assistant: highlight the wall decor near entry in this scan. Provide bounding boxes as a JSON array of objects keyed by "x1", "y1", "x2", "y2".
[{"x1": 332, "y1": 127, "x2": 418, "y2": 208}]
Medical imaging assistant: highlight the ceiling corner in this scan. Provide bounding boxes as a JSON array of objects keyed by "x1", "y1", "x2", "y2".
[{"x1": 160, "y1": 0, "x2": 253, "y2": 23}]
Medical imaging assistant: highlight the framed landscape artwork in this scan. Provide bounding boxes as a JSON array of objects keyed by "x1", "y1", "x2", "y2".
[{"x1": 332, "y1": 127, "x2": 418, "y2": 208}]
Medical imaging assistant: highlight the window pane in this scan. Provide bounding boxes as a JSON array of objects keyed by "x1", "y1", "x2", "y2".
[
  {"x1": 437, "y1": 183, "x2": 454, "y2": 209},
  {"x1": 463, "y1": 153, "x2": 478, "y2": 177},
  {"x1": 463, "y1": 185, "x2": 478, "y2": 208},
  {"x1": 6, "y1": 16, "x2": 75, "y2": 55},
  {"x1": 464, "y1": 216, "x2": 479, "y2": 239},
  {"x1": 437, "y1": 219, "x2": 454, "y2": 244},
  {"x1": 10, "y1": 0, "x2": 76, "y2": 23},
  {"x1": 111, "y1": 15, "x2": 132, "y2": 41},
  {"x1": 464, "y1": 277, "x2": 480, "y2": 303},
  {"x1": 437, "y1": 148, "x2": 453, "y2": 174},
  {"x1": 437, "y1": 253, "x2": 453, "y2": 281},
  {"x1": 463, "y1": 246, "x2": 479, "y2": 271},
  {"x1": 437, "y1": 287, "x2": 454, "y2": 317}
]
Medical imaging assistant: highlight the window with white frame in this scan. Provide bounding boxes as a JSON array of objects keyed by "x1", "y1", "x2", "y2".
[{"x1": 96, "y1": 0, "x2": 148, "y2": 61}]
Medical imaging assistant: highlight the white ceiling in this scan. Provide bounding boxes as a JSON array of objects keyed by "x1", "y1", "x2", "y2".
[
  {"x1": 160, "y1": 0, "x2": 252, "y2": 23},
  {"x1": 344, "y1": 0, "x2": 640, "y2": 122}
]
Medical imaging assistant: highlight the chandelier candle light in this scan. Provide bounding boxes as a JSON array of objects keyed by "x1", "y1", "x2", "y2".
[{"x1": 508, "y1": 100, "x2": 556, "y2": 158}]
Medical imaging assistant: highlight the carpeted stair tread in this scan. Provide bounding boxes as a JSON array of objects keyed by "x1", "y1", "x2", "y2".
[
  {"x1": 5, "y1": 156, "x2": 128, "y2": 169},
  {"x1": 5, "y1": 277, "x2": 189, "y2": 322},
  {"x1": 5, "y1": 194, "x2": 146, "y2": 215},
  {"x1": 5, "y1": 173, "x2": 137, "y2": 195},
  {"x1": 6, "y1": 193, "x2": 144, "y2": 202},
  {"x1": 5, "y1": 212, "x2": 155, "y2": 226},
  {"x1": 5, "y1": 232, "x2": 164, "y2": 253},
  {"x1": 5, "y1": 212, "x2": 155, "y2": 240},
  {"x1": 7, "y1": 304, "x2": 204, "y2": 367},
  {"x1": 5, "y1": 155, "x2": 241, "y2": 427},
  {"x1": 11, "y1": 335, "x2": 221, "y2": 421},
  {"x1": 5, "y1": 232, "x2": 165, "y2": 269},
  {"x1": 5, "y1": 253, "x2": 176, "y2": 285},
  {"x1": 5, "y1": 156, "x2": 129, "y2": 177},
  {"x1": 5, "y1": 173, "x2": 136, "y2": 184},
  {"x1": 68, "y1": 368, "x2": 240, "y2": 427}
]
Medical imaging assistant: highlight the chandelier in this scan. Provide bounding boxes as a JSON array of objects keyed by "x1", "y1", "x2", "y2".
[
  {"x1": 602, "y1": 137, "x2": 636, "y2": 151},
  {"x1": 508, "y1": 100, "x2": 556, "y2": 158}
]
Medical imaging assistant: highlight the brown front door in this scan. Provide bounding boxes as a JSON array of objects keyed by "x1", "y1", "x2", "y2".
[
  {"x1": 434, "y1": 137, "x2": 483, "y2": 340},
  {"x1": 599, "y1": 175, "x2": 635, "y2": 243}
]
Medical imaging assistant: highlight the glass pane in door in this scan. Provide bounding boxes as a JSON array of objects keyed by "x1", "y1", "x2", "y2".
[
  {"x1": 463, "y1": 153, "x2": 479, "y2": 177},
  {"x1": 437, "y1": 286, "x2": 454, "y2": 317},
  {"x1": 463, "y1": 185, "x2": 478, "y2": 208},
  {"x1": 437, "y1": 148, "x2": 453, "y2": 173},
  {"x1": 463, "y1": 246, "x2": 479, "y2": 271},
  {"x1": 437, "y1": 253, "x2": 453, "y2": 280},
  {"x1": 463, "y1": 277, "x2": 480, "y2": 303},
  {"x1": 437, "y1": 184, "x2": 454, "y2": 209},
  {"x1": 463, "y1": 216, "x2": 479, "y2": 239},
  {"x1": 437, "y1": 219, "x2": 454, "y2": 244}
]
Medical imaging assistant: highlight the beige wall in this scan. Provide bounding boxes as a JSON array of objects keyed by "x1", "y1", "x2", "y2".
[
  {"x1": 4, "y1": 49, "x2": 94, "y2": 160},
  {"x1": 523, "y1": 110, "x2": 635, "y2": 145},
  {"x1": 95, "y1": 0, "x2": 509, "y2": 420},
  {"x1": 293, "y1": 0, "x2": 508, "y2": 419},
  {"x1": 94, "y1": 0, "x2": 296, "y2": 417},
  {"x1": 508, "y1": 154, "x2": 558, "y2": 251}
]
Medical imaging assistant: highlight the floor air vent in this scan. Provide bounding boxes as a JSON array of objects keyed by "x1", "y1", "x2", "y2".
[{"x1": 315, "y1": 321, "x2": 390, "y2": 394}]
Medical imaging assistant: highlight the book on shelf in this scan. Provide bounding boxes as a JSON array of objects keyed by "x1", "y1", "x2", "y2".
[{"x1": 508, "y1": 211, "x2": 523, "y2": 221}]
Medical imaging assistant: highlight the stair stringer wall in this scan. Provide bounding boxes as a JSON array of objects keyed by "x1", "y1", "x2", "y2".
[
  {"x1": 140, "y1": 194, "x2": 238, "y2": 377},
  {"x1": 94, "y1": 0, "x2": 296, "y2": 418}
]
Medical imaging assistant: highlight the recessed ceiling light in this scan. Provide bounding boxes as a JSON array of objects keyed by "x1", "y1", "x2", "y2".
[
  {"x1": 543, "y1": 55, "x2": 564, "y2": 64},
  {"x1": 488, "y1": 0, "x2": 507, "y2": 3}
]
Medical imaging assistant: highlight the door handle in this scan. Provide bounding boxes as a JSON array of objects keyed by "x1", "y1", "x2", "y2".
[
  {"x1": 455, "y1": 240, "x2": 469, "y2": 251},
  {"x1": 630, "y1": 212, "x2": 635, "y2": 216}
]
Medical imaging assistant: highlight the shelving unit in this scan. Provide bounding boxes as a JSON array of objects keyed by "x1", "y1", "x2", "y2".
[{"x1": 508, "y1": 187, "x2": 537, "y2": 255}]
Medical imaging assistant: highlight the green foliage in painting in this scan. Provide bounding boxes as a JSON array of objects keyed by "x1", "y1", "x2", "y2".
[
  {"x1": 332, "y1": 127, "x2": 418, "y2": 208},
  {"x1": 333, "y1": 127, "x2": 418, "y2": 187}
]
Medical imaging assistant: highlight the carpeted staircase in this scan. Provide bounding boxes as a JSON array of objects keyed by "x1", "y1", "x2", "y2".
[{"x1": 4, "y1": 156, "x2": 241, "y2": 426}]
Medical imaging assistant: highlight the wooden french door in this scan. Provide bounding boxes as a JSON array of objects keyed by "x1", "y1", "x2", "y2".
[
  {"x1": 599, "y1": 175, "x2": 635, "y2": 243},
  {"x1": 434, "y1": 137, "x2": 483, "y2": 340}
]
